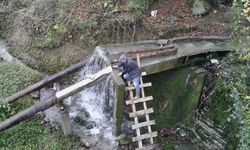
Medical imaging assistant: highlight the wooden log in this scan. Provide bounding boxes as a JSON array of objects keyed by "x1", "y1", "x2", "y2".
[
  {"x1": 54, "y1": 83, "x2": 72, "y2": 135},
  {"x1": 110, "y1": 44, "x2": 175, "y2": 55},
  {"x1": 0, "y1": 66, "x2": 113, "y2": 132},
  {"x1": 171, "y1": 35, "x2": 232, "y2": 42},
  {"x1": 111, "y1": 48, "x2": 177, "y2": 63},
  {"x1": 132, "y1": 132, "x2": 158, "y2": 142},
  {"x1": 0, "y1": 95, "x2": 58, "y2": 132},
  {"x1": 130, "y1": 48, "x2": 177, "y2": 59},
  {"x1": 4, "y1": 58, "x2": 89, "y2": 103}
]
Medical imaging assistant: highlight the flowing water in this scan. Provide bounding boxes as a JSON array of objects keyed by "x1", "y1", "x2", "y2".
[{"x1": 64, "y1": 50, "x2": 118, "y2": 149}]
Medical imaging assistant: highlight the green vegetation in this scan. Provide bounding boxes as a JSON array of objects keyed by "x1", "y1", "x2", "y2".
[
  {"x1": 203, "y1": 54, "x2": 249, "y2": 149},
  {"x1": 0, "y1": 62, "x2": 80, "y2": 149},
  {"x1": 0, "y1": 116, "x2": 80, "y2": 149},
  {"x1": 230, "y1": 0, "x2": 250, "y2": 149}
]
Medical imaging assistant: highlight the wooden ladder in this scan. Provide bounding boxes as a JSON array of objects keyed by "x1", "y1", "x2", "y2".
[{"x1": 125, "y1": 54, "x2": 158, "y2": 150}]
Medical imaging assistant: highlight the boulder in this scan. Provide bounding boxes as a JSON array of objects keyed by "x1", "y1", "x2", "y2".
[{"x1": 192, "y1": 0, "x2": 211, "y2": 16}]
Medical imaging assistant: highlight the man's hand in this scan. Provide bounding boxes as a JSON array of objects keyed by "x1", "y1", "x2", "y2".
[{"x1": 112, "y1": 65, "x2": 119, "y2": 69}]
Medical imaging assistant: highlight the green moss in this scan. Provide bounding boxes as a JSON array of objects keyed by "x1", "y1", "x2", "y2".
[
  {"x1": 163, "y1": 143, "x2": 175, "y2": 149},
  {"x1": 115, "y1": 83, "x2": 125, "y2": 135},
  {"x1": 144, "y1": 67, "x2": 206, "y2": 130}
]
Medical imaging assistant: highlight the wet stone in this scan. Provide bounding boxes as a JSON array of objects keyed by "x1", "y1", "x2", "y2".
[
  {"x1": 121, "y1": 120, "x2": 133, "y2": 134},
  {"x1": 86, "y1": 121, "x2": 96, "y2": 129},
  {"x1": 74, "y1": 116, "x2": 87, "y2": 126}
]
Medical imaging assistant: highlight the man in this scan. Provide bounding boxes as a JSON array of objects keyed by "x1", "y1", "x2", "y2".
[{"x1": 113, "y1": 54, "x2": 141, "y2": 99}]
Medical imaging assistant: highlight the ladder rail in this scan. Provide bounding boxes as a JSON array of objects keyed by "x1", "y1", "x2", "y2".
[
  {"x1": 136, "y1": 54, "x2": 154, "y2": 144},
  {"x1": 127, "y1": 81, "x2": 143, "y2": 147}
]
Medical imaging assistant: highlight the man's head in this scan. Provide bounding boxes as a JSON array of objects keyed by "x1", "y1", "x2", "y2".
[{"x1": 119, "y1": 54, "x2": 128, "y2": 63}]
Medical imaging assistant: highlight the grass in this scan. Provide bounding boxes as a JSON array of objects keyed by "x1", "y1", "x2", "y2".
[{"x1": 0, "y1": 62, "x2": 80, "y2": 149}]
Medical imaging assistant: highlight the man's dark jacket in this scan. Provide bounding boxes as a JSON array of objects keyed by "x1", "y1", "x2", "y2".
[{"x1": 118, "y1": 58, "x2": 141, "y2": 79}]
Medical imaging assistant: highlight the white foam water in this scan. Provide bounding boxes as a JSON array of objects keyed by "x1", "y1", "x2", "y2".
[{"x1": 65, "y1": 51, "x2": 117, "y2": 149}]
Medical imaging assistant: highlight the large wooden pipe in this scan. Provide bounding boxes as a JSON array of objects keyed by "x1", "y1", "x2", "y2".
[
  {"x1": 4, "y1": 58, "x2": 89, "y2": 103},
  {"x1": 0, "y1": 66, "x2": 113, "y2": 132}
]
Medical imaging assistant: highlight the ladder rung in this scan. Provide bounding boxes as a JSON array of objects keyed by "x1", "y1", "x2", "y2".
[
  {"x1": 129, "y1": 108, "x2": 154, "y2": 118},
  {"x1": 141, "y1": 72, "x2": 146, "y2": 76},
  {"x1": 132, "y1": 132, "x2": 158, "y2": 142},
  {"x1": 132, "y1": 120, "x2": 156, "y2": 129},
  {"x1": 126, "y1": 96, "x2": 153, "y2": 105},
  {"x1": 125, "y1": 82, "x2": 152, "y2": 91},
  {"x1": 136, "y1": 144, "x2": 160, "y2": 150}
]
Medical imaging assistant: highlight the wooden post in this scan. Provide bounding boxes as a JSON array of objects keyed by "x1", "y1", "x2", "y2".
[{"x1": 54, "y1": 83, "x2": 72, "y2": 135}]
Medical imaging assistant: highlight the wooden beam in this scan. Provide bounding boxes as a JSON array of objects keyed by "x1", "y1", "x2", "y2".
[
  {"x1": 126, "y1": 96, "x2": 153, "y2": 105},
  {"x1": 125, "y1": 83, "x2": 152, "y2": 91},
  {"x1": 111, "y1": 48, "x2": 177, "y2": 63},
  {"x1": 132, "y1": 120, "x2": 155, "y2": 129},
  {"x1": 132, "y1": 132, "x2": 158, "y2": 142},
  {"x1": 56, "y1": 66, "x2": 113, "y2": 100},
  {"x1": 4, "y1": 58, "x2": 89, "y2": 103},
  {"x1": 129, "y1": 108, "x2": 154, "y2": 118},
  {"x1": 110, "y1": 44, "x2": 175, "y2": 55},
  {"x1": 130, "y1": 48, "x2": 177, "y2": 59}
]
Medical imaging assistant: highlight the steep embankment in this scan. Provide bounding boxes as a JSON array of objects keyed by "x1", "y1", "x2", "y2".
[{"x1": 0, "y1": 0, "x2": 234, "y2": 73}]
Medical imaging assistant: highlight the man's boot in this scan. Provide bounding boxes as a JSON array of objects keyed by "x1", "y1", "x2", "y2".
[{"x1": 134, "y1": 92, "x2": 140, "y2": 99}]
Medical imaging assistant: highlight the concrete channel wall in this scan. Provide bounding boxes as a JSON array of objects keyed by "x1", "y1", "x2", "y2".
[{"x1": 96, "y1": 36, "x2": 233, "y2": 134}]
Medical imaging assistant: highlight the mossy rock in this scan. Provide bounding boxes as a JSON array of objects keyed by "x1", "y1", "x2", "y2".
[{"x1": 144, "y1": 67, "x2": 206, "y2": 130}]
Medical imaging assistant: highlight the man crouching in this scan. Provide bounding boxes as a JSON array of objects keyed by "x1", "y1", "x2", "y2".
[{"x1": 113, "y1": 54, "x2": 141, "y2": 99}]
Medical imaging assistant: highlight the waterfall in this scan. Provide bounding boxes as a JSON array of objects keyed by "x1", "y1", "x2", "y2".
[{"x1": 64, "y1": 50, "x2": 118, "y2": 149}]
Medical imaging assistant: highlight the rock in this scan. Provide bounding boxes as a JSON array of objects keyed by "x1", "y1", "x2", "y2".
[
  {"x1": 192, "y1": 0, "x2": 211, "y2": 16},
  {"x1": 40, "y1": 88, "x2": 55, "y2": 101},
  {"x1": 157, "y1": 39, "x2": 170, "y2": 47},
  {"x1": 119, "y1": 138, "x2": 131, "y2": 145},
  {"x1": 81, "y1": 138, "x2": 91, "y2": 148},
  {"x1": 73, "y1": 116, "x2": 87, "y2": 126},
  {"x1": 210, "y1": 59, "x2": 219, "y2": 65},
  {"x1": 30, "y1": 91, "x2": 40, "y2": 99},
  {"x1": 115, "y1": 133, "x2": 126, "y2": 141},
  {"x1": 121, "y1": 120, "x2": 133, "y2": 134},
  {"x1": 86, "y1": 121, "x2": 96, "y2": 129},
  {"x1": 119, "y1": 135, "x2": 132, "y2": 145}
]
